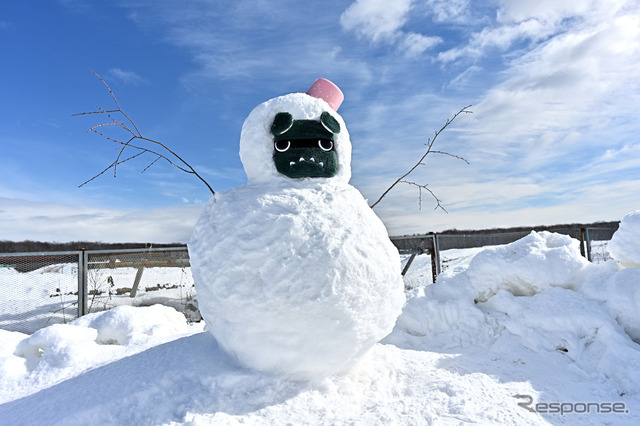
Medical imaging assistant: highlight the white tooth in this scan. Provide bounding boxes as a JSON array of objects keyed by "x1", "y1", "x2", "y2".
[
  {"x1": 289, "y1": 161, "x2": 295, "y2": 166},
  {"x1": 310, "y1": 158, "x2": 315, "y2": 162},
  {"x1": 299, "y1": 157, "x2": 305, "y2": 162},
  {"x1": 319, "y1": 162, "x2": 324, "y2": 167}
]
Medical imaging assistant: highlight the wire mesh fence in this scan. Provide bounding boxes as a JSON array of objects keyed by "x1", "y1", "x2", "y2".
[
  {"x1": 0, "y1": 248, "x2": 197, "y2": 335},
  {"x1": 83, "y1": 248, "x2": 197, "y2": 320},
  {"x1": 0, "y1": 251, "x2": 82, "y2": 334}
]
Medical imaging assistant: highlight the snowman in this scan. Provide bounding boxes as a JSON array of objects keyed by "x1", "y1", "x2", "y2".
[{"x1": 189, "y1": 79, "x2": 405, "y2": 381}]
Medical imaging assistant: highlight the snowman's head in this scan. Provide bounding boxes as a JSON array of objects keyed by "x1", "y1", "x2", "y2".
[{"x1": 240, "y1": 80, "x2": 351, "y2": 185}]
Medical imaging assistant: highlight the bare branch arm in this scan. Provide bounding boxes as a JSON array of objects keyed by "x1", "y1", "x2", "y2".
[
  {"x1": 369, "y1": 105, "x2": 472, "y2": 209},
  {"x1": 75, "y1": 70, "x2": 215, "y2": 196}
]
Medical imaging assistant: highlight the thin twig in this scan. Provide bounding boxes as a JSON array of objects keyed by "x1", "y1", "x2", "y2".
[
  {"x1": 75, "y1": 69, "x2": 215, "y2": 196},
  {"x1": 400, "y1": 180, "x2": 448, "y2": 212},
  {"x1": 369, "y1": 105, "x2": 472, "y2": 210}
]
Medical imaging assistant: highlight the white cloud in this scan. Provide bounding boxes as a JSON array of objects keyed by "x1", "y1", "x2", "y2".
[
  {"x1": 107, "y1": 68, "x2": 147, "y2": 85},
  {"x1": 449, "y1": 5, "x2": 640, "y2": 178},
  {"x1": 399, "y1": 32, "x2": 442, "y2": 57},
  {"x1": 340, "y1": 0, "x2": 445, "y2": 58},
  {"x1": 438, "y1": 18, "x2": 553, "y2": 63},
  {"x1": 495, "y1": 0, "x2": 626, "y2": 24},
  {"x1": 0, "y1": 197, "x2": 202, "y2": 243},
  {"x1": 340, "y1": 0, "x2": 413, "y2": 43},
  {"x1": 438, "y1": 0, "x2": 635, "y2": 64},
  {"x1": 446, "y1": 65, "x2": 482, "y2": 89},
  {"x1": 426, "y1": 0, "x2": 471, "y2": 23}
]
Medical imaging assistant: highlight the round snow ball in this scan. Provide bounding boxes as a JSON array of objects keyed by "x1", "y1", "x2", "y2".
[
  {"x1": 608, "y1": 211, "x2": 640, "y2": 268},
  {"x1": 189, "y1": 183, "x2": 405, "y2": 381}
]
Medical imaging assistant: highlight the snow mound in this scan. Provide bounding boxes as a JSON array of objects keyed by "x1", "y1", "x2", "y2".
[
  {"x1": 386, "y1": 229, "x2": 640, "y2": 396},
  {"x1": 14, "y1": 324, "x2": 99, "y2": 370},
  {"x1": 0, "y1": 305, "x2": 198, "y2": 404},
  {"x1": 189, "y1": 182, "x2": 405, "y2": 381},
  {"x1": 72, "y1": 304, "x2": 190, "y2": 345},
  {"x1": 466, "y1": 231, "x2": 588, "y2": 302},
  {"x1": 582, "y1": 267, "x2": 640, "y2": 343},
  {"x1": 608, "y1": 210, "x2": 640, "y2": 267}
]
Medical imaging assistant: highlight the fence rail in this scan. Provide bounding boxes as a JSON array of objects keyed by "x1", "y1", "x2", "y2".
[
  {"x1": 1, "y1": 226, "x2": 618, "y2": 335},
  {"x1": 1, "y1": 247, "x2": 194, "y2": 335}
]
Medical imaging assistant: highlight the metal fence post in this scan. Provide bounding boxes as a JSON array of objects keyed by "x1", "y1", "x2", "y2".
[
  {"x1": 78, "y1": 250, "x2": 88, "y2": 316},
  {"x1": 401, "y1": 253, "x2": 417, "y2": 276},
  {"x1": 430, "y1": 234, "x2": 441, "y2": 282},
  {"x1": 585, "y1": 228, "x2": 593, "y2": 262},
  {"x1": 579, "y1": 228, "x2": 586, "y2": 258},
  {"x1": 130, "y1": 267, "x2": 145, "y2": 298}
]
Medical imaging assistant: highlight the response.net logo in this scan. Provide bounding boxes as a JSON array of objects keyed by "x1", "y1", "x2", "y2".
[{"x1": 513, "y1": 394, "x2": 629, "y2": 416}]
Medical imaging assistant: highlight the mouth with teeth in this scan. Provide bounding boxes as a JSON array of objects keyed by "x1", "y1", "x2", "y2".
[{"x1": 273, "y1": 140, "x2": 338, "y2": 178}]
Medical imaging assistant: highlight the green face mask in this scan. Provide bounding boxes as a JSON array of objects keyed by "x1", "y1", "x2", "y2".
[{"x1": 270, "y1": 112, "x2": 341, "y2": 179}]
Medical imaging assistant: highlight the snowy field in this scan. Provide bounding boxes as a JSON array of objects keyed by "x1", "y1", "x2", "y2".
[{"x1": 1, "y1": 212, "x2": 639, "y2": 424}]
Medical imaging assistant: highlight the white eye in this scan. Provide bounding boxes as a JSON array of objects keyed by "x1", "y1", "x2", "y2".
[
  {"x1": 274, "y1": 140, "x2": 291, "y2": 152},
  {"x1": 318, "y1": 140, "x2": 333, "y2": 151}
]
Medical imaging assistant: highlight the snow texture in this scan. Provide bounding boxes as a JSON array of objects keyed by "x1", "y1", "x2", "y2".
[
  {"x1": 608, "y1": 210, "x2": 640, "y2": 267},
  {"x1": 189, "y1": 182, "x2": 405, "y2": 380},
  {"x1": 2, "y1": 216, "x2": 640, "y2": 423}
]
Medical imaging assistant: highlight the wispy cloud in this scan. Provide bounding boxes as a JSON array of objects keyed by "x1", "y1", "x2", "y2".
[
  {"x1": 399, "y1": 33, "x2": 442, "y2": 57},
  {"x1": 340, "y1": 0, "x2": 413, "y2": 43},
  {"x1": 0, "y1": 197, "x2": 201, "y2": 243},
  {"x1": 340, "y1": 0, "x2": 444, "y2": 57},
  {"x1": 107, "y1": 68, "x2": 147, "y2": 85}
]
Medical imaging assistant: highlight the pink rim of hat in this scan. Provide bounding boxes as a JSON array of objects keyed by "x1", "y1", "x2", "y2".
[{"x1": 306, "y1": 78, "x2": 344, "y2": 111}]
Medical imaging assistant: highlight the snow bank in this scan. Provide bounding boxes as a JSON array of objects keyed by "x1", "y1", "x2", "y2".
[
  {"x1": 72, "y1": 304, "x2": 191, "y2": 345},
  {"x1": 0, "y1": 305, "x2": 198, "y2": 404},
  {"x1": 386, "y1": 226, "x2": 640, "y2": 397},
  {"x1": 608, "y1": 210, "x2": 640, "y2": 267}
]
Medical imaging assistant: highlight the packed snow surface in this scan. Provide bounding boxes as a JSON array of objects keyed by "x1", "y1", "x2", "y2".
[
  {"x1": 2, "y1": 215, "x2": 640, "y2": 424},
  {"x1": 189, "y1": 181, "x2": 405, "y2": 380},
  {"x1": 608, "y1": 210, "x2": 640, "y2": 267}
]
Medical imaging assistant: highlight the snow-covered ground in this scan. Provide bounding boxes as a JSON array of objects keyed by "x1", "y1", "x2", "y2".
[{"x1": 1, "y1": 211, "x2": 639, "y2": 424}]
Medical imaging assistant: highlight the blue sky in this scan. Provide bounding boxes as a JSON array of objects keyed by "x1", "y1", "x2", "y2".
[{"x1": 1, "y1": 0, "x2": 639, "y2": 243}]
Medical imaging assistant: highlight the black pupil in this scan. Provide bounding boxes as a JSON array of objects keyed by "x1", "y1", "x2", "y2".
[
  {"x1": 319, "y1": 140, "x2": 333, "y2": 150},
  {"x1": 275, "y1": 140, "x2": 290, "y2": 151}
]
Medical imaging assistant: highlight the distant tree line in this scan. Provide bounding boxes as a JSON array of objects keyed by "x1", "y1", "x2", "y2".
[
  {"x1": 434, "y1": 220, "x2": 619, "y2": 236},
  {"x1": 0, "y1": 240, "x2": 185, "y2": 253}
]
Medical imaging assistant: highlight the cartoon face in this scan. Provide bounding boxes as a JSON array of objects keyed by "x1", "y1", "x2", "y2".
[{"x1": 270, "y1": 111, "x2": 341, "y2": 178}]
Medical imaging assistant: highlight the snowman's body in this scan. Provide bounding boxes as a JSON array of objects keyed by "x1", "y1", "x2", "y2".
[{"x1": 189, "y1": 89, "x2": 405, "y2": 380}]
